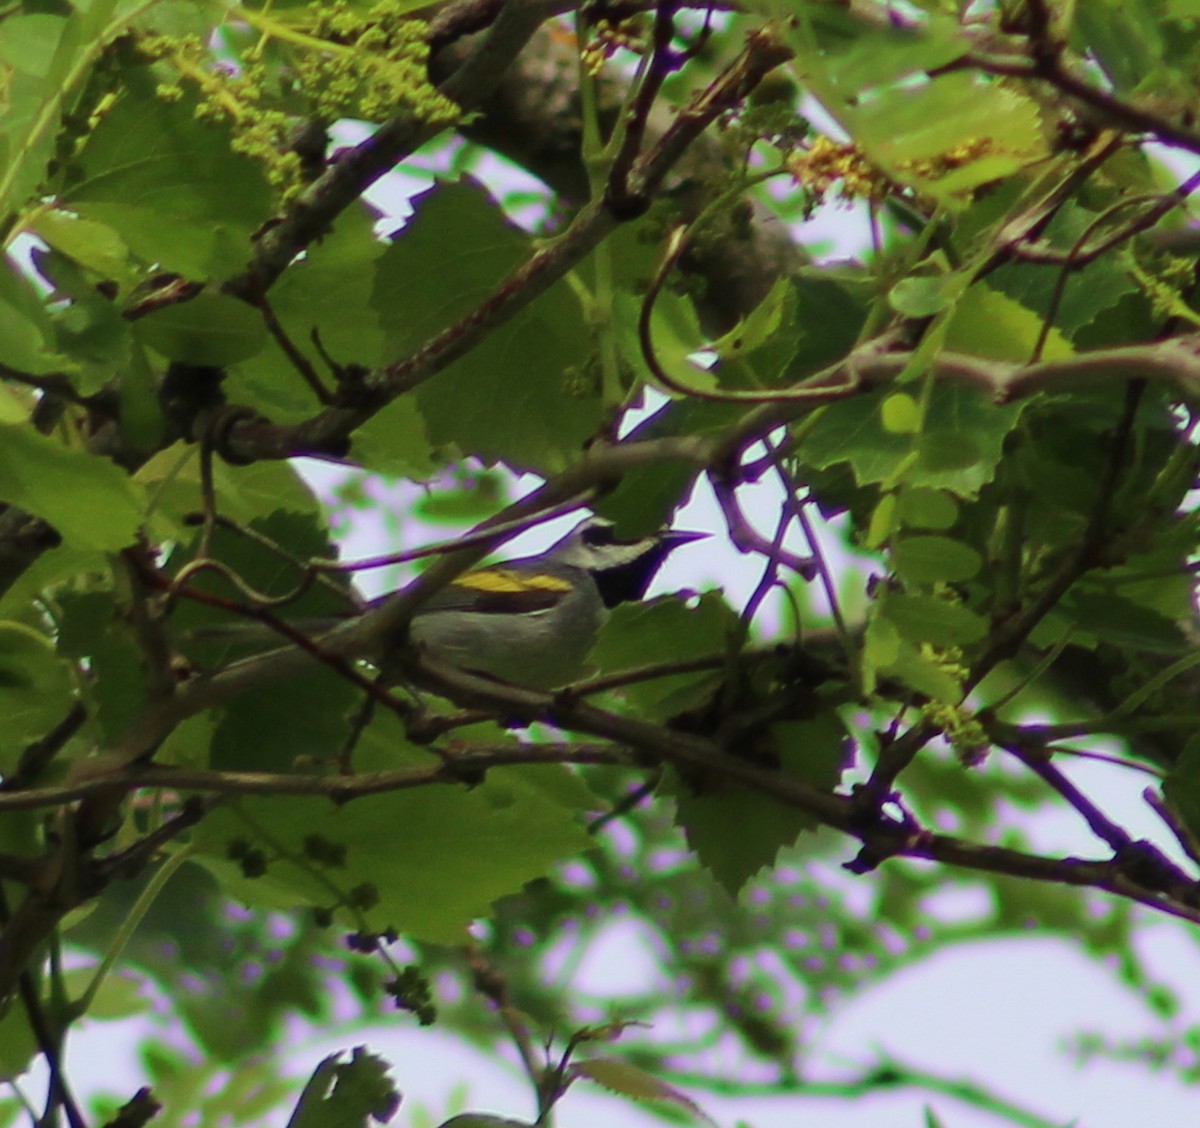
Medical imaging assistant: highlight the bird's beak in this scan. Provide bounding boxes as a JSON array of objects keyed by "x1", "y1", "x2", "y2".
[{"x1": 661, "y1": 529, "x2": 708, "y2": 549}]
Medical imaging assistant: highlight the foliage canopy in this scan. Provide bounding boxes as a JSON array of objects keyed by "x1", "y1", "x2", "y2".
[{"x1": 4, "y1": 0, "x2": 1200, "y2": 1125}]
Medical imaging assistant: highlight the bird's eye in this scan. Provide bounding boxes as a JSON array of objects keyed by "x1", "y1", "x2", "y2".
[{"x1": 581, "y1": 520, "x2": 617, "y2": 546}]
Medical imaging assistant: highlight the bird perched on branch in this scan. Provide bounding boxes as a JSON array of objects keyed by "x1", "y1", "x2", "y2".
[
  {"x1": 404, "y1": 517, "x2": 705, "y2": 688},
  {"x1": 192, "y1": 517, "x2": 706, "y2": 690}
]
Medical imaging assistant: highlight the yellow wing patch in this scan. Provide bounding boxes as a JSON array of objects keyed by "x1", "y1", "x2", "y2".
[{"x1": 453, "y1": 568, "x2": 572, "y2": 594}]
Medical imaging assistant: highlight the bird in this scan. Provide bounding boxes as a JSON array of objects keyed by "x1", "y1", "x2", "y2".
[
  {"x1": 402, "y1": 516, "x2": 706, "y2": 688},
  {"x1": 190, "y1": 517, "x2": 705, "y2": 690}
]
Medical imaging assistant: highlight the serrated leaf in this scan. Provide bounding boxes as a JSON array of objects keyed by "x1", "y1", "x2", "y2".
[
  {"x1": 286, "y1": 1047, "x2": 400, "y2": 1128},
  {"x1": 374, "y1": 181, "x2": 603, "y2": 474},
  {"x1": 193, "y1": 758, "x2": 591, "y2": 943},
  {"x1": 796, "y1": 383, "x2": 1021, "y2": 498},
  {"x1": 988, "y1": 210, "x2": 1139, "y2": 342},
  {"x1": 852, "y1": 72, "x2": 1049, "y2": 204},
  {"x1": 670, "y1": 712, "x2": 848, "y2": 895},
  {"x1": 572, "y1": 1058, "x2": 714, "y2": 1125},
  {"x1": 945, "y1": 283, "x2": 1073, "y2": 362}
]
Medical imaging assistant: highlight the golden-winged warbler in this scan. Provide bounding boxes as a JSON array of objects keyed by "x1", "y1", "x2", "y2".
[
  {"x1": 194, "y1": 518, "x2": 705, "y2": 689},
  {"x1": 404, "y1": 517, "x2": 705, "y2": 687}
]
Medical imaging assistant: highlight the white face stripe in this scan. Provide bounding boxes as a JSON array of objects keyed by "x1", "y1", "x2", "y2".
[{"x1": 547, "y1": 519, "x2": 666, "y2": 571}]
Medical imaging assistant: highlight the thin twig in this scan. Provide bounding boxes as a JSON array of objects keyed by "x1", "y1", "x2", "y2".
[
  {"x1": 0, "y1": 887, "x2": 86, "y2": 1128},
  {"x1": 710, "y1": 472, "x2": 816, "y2": 578},
  {"x1": 1145, "y1": 787, "x2": 1200, "y2": 869},
  {"x1": 257, "y1": 296, "x2": 333, "y2": 405},
  {"x1": 1003, "y1": 743, "x2": 1132, "y2": 853}
]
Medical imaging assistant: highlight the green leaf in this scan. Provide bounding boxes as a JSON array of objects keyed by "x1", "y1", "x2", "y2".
[
  {"x1": 784, "y1": 270, "x2": 870, "y2": 380},
  {"x1": 30, "y1": 209, "x2": 131, "y2": 282},
  {"x1": 795, "y1": 383, "x2": 1022, "y2": 498},
  {"x1": 0, "y1": 14, "x2": 68, "y2": 213},
  {"x1": 889, "y1": 276, "x2": 955, "y2": 318},
  {"x1": 0, "y1": 14, "x2": 66, "y2": 78},
  {"x1": 1073, "y1": 0, "x2": 1166, "y2": 91},
  {"x1": 193, "y1": 759, "x2": 591, "y2": 943},
  {"x1": 670, "y1": 712, "x2": 848, "y2": 895},
  {"x1": 0, "y1": 259, "x2": 73, "y2": 378},
  {"x1": 134, "y1": 290, "x2": 267, "y2": 366},
  {"x1": 59, "y1": 967, "x2": 151, "y2": 1021},
  {"x1": 170, "y1": 508, "x2": 354, "y2": 681},
  {"x1": 34, "y1": 247, "x2": 131, "y2": 392},
  {"x1": 881, "y1": 591, "x2": 987, "y2": 646},
  {"x1": 1061, "y1": 591, "x2": 1188, "y2": 654},
  {"x1": 286, "y1": 1047, "x2": 400, "y2": 1128},
  {"x1": 374, "y1": 181, "x2": 604, "y2": 475},
  {"x1": 897, "y1": 488, "x2": 958, "y2": 530},
  {"x1": 0, "y1": 621, "x2": 75, "y2": 773},
  {"x1": 0, "y1": 996, "x2": 39, "y2": 1082},
  {"x1": 57, "y1": 591, "x2": 148, "y2": 744},
  {"x1": 118, "y1": 341, "x2": 166, "y2": 455},
  {"x1": 945, "y1": 283, "x2": 1073, "y2": 362},
  {"x1": 135, "y1": 444, "x2": 326, "y2": 533},
  {"x1": 851, "y1": 72, "x2": 1048, "y2": 205},
  {"x1": 775, "y1": 3, "x2": 968, "y2": 103},
  {"x1": 0, "y1": 426, "x2": 144, "y2": 550},
  {"x1": 866, "y1": 623, "x2": 963, "y2": 701},
  {"x1": 867, "y1": 491, "x2": 899, "y2": 549},
  {"x1": 892, "y1": 535, "x2": 982, "y2": 584},
  {"x1": 711, "y1": 276, "x2": 794, "y2": 363},
  {"x1": 988, "y1": 209, "x2": 1141, "y2": 342},
  {"x1": 572, "y1": 1058, "x2": 715, "y2": 1125},
  {"x1": 65, "y1": 69, "x2": 273, "y2": 279},
  {"x1": 593, "y1": 398, "x2": 731, "y2": 535},
  {"x1": 586, "y1": 593, "x2": 738, "y2": 719}
]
